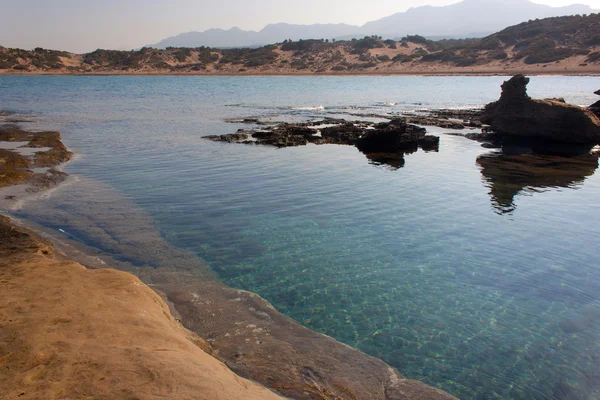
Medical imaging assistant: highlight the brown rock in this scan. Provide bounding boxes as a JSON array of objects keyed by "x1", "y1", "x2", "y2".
[
  {"x1": 481, "y1": 75, "x2": 600, "y2": 144},
  {"x1": 0, "y1": 217, "x2": 284, "y2": 400}
]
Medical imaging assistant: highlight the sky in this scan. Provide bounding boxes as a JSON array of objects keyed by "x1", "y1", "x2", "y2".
[{"x1": 1, "y1": 0, "x2": 599, "y2": 53}]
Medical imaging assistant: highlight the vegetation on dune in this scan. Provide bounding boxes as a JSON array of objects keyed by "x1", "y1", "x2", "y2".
[{"x1": 1, "y1": 14, "x2": 599, "y2": 73}]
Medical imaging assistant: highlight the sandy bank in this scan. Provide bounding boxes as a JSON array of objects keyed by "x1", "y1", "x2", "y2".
[{"x1": 0, "y1": 215, "x2": 284, "y2": 400}]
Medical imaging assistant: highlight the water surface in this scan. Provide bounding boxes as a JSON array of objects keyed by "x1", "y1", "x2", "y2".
[{"x1": 1, "y1": 76, "x2": 599, "y2": 399}]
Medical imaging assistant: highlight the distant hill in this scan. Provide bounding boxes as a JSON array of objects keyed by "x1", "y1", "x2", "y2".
[
  {"x1": 361, "y1": 0, "x2": 598, "y2": 38},
  {"x1": 151, "y1": 24, "x2": 363, "y2": 49},
  {"x1": 149, "y1": 0, "x2": 598, "y2": 48},
  {"x1": 2, "y1": 14, "x2": 600, "y2": 75}
]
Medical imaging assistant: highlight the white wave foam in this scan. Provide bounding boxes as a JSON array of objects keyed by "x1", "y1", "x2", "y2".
[{"x1": 292, "y1": 105, "x2": 325, "y2": 111}]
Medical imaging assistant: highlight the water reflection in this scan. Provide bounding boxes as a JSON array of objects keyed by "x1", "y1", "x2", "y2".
[
  {"x1": 477, "y1": 148, "x2": 599, "y2": 214},
  {"x1": 360, "y1": 147, "x2": 438, "y2": 170}
]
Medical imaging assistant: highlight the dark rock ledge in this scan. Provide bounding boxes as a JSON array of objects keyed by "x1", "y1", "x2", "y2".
[{"x1": 206, "y1": 118, "x2": 440, "y2": 169}]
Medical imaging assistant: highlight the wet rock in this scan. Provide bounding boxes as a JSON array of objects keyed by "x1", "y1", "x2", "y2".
[
  {"x1": 481, "y1": 75, "x2": 600, "y2": 145},
  {"x1": 356, "y1": 118, "x2": 435, "y2": 153},
  {"x1": 248, "y1": 130, "x2": 308, "y2": 147},
  {"x1": 589, "y1": 89, "x2": 600, "y2": 118},
  {"x1": 272, "y1": 124, "x2": 315, "y2": 137},
  {"x1": 405, "y1": 109, "x2": 483, "y2": 130},
  {"x1": 590, "y1": 100, "x2": 600, "y2": 118},
  {"x1": 419, "y1": 135, "x2": 440, "y2": 151},
  {"x1": 320, "y1": 123, "x2": 364, "y2": 144},
  {"x1": 205, "y1": 133, "x2": 249, "y2": 143},
  {"x1": 205, "y1": 118, "x2": 440, "y2": 169}
]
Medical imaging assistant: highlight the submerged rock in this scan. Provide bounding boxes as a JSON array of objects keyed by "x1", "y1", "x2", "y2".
[{"x1": 481, "y1": 75, "x2": 600, "y2": 145}]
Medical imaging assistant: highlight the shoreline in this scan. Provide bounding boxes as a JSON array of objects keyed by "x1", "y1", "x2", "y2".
[
  {"x1": 2, "y1": 69, "x2": 600, "y2": 77},
  {"x1": 0, "y1": 126, "x2": 457, "y2": 399}
]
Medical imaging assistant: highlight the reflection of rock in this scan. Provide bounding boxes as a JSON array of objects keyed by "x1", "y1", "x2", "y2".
[
  {"x1": 477, "y1": 150, "x2": 599, "y2": 214},
  {"x1": 355, "y1": 119, "x2": 439, "y2": 169},
  {"x1": 362, "y1": 152, "x2": 406, "y2": 169},
  {"x1": 481, "y1": 75, "x2": 600, "y2": 145}
]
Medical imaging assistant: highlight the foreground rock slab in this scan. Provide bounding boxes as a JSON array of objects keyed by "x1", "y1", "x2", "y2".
[
  {"x1": 481, "y1": 75, "x2": 600, "y2": 145},
  {"x1": 0, "y1": 216, "x2": 285, "y2": 400}
]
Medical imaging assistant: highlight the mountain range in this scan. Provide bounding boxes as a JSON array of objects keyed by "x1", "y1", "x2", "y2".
[{"x1": 150, "y1": 0, "x2": 599, "y2": 48}]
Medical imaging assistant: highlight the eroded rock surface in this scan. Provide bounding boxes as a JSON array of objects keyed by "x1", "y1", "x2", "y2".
[{"x1": 0, "y1": 217, "x2": 284, "y2": 400}]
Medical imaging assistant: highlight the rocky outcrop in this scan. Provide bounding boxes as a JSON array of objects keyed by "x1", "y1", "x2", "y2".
[
  {"x1": 589, "y1": 89, "x2": 600, "y2": 118},
  {"x1": 206, "y1": 118, "x2": 440, "y2": 169},
  {"x1": 0, "y1": 126, "x2": 72, "y2": 192},
  {"x1": 320, "y1": 123, "x2": 364, "y2": 144},
  {"x1": 356, "y1": 119, "x2": 438, "y2": 153},
  {"x1": 481, "y1": 75, "x2": 600, "y2": 145}
]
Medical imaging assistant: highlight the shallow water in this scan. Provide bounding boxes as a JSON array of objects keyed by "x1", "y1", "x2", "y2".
[{"x1": 1, "y1": 76, "x2": 600, "y2": 399}]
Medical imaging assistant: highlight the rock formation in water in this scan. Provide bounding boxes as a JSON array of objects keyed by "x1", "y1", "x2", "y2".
[
  {"x1": 207, "y1": 118, "x2": 440, "y2": 169},
  {"x1": 0, "y1": 126, "x2": 71, "y2": 191},
  {"x1": 589, "y1": 89, "x2": 600, "y2": 118},
  {"x1": 481, "y1": 75, "x2": 600, "y2": 145},
  {"x1": 355, "y1": 118, "x2": 439, "y2": 153}
]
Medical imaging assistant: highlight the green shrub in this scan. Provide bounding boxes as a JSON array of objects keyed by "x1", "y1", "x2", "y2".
[
  {"x1": 475, "y1": 37, "x2": 501, "y2": 50},
  {"x1": 585, "y1": 35, "x2": 600, "y2": 46},
  {"x1": 352, "y1": 36, "x2": 384, "y2": 51},
  {"x1": 524, "y1": 47, "x2": 587, "y2": 64},
  {"x1": 392, "y1": 54, "x2": 413, "y2": 63},
  {"x1": 586, "y1": 52, "x2": 600, "y2": 62},
  {"x1": 489, "y1": 50, "x2": 508, "y2": 60},
  {"x1": 413, "y1": 47, "x2": 428, "y2": 57},
  {"x1": 403, "y1": 35, "x2": 428, "y2": 44}
]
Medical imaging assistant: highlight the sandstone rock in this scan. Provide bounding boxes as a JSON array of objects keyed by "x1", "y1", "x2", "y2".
[{"x1": 481, "y1": 75, "x2": 600, "y2": 144}]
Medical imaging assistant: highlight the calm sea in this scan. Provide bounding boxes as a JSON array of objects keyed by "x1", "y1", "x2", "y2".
[{"x1": 1, "y1": 76, "x2": 599, "y2": 399}]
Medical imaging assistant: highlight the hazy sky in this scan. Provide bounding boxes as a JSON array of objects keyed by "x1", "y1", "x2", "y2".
[{"x1": 2, "y1": 0, "x2": 599, "y2": 53}]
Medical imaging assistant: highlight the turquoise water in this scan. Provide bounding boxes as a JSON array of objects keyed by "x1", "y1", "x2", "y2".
[{"x1": 1, "y1": 76, "x2": 599, "y2": 399}]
